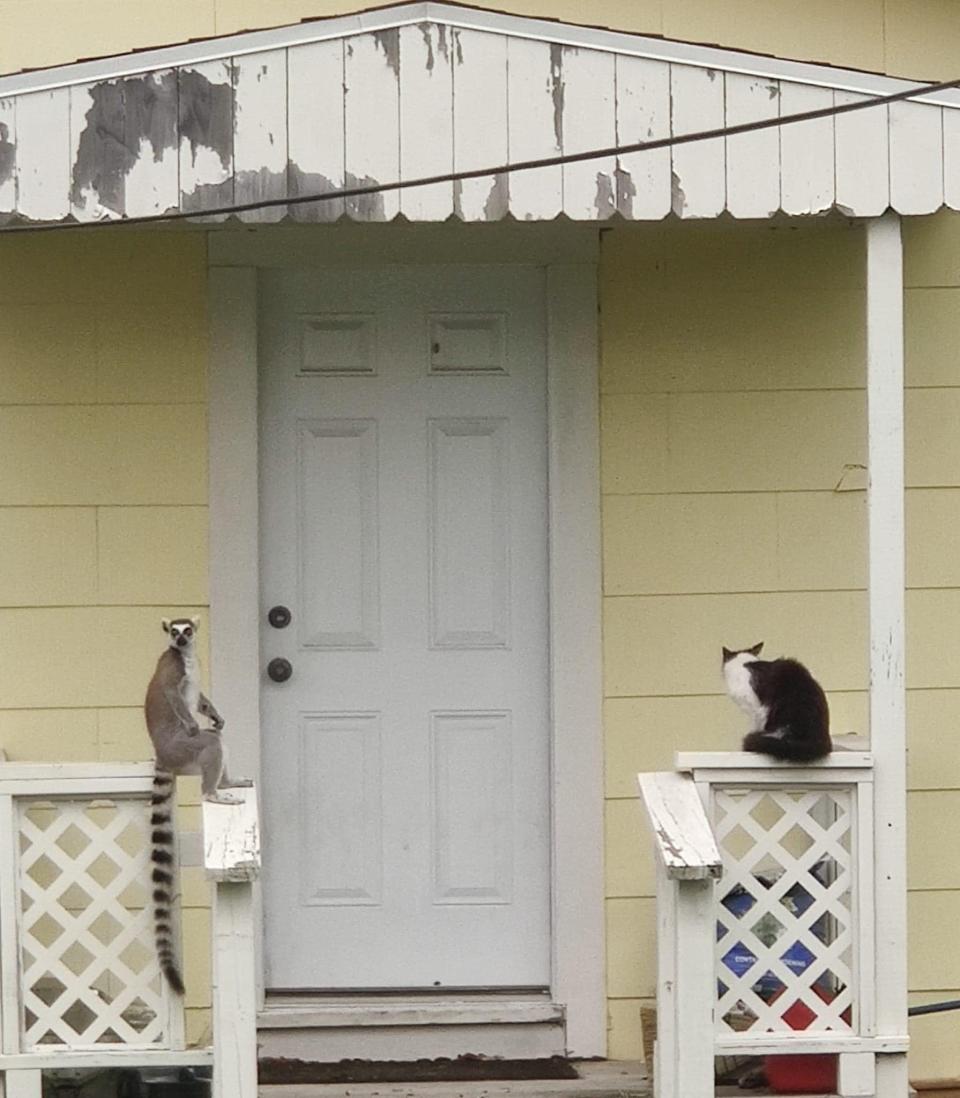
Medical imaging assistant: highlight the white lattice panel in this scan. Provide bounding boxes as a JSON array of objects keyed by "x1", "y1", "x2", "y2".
[
  {"x1": 713, "y1": 785, "x2": 856, "y2": 1037},
  {"x1": 16, "y1": 796, "x2": 171, "y2": 1050}
]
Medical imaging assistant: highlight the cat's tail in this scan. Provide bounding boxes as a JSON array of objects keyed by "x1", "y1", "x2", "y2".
[
  {"x1": 742, "y1": 729, "x2": 832, "y2": 763},
  {"x1": 151, "y1": 763, "x2": 185, "y2": 995}
]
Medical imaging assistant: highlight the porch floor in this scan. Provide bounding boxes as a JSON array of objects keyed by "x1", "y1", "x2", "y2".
[{"x1": 258, "y1": 1059, "x2": 650, "y2": 1098}]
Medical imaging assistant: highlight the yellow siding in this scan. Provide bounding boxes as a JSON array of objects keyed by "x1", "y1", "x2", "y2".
[
  {"x1": 604, "y1": 590, "x2": 867, "y2": 698},
  {"x1": 906, "y1": 691, "x2": 960, "y2": 792},
  {"x1": 600, "y1": 213, "x2": 960, "y2": 1082},
  {"x1": 0, "y1": 231, "x2": 212, "y2": 1032},
  {"x1": 908, "y1": 991, "x2": 960, "y2": 1082},
  {"x1": 0, "y1": 509, "x2": 98, "y2": 606},
  {"x1": 605, "y1": 493, "x2": 867, "y2": 595},
  {"x1": 1, "y1": 0, "x2": 959, "y2": 1075},
  {"x1": 607, "y1": 897, "x2": 657, "y2": 1000},
  {"x1": 98, "y1": 508, "x2": 209, "y2": 606},
  {"x1": 0, "y1": 222, "x2": 957, "y2": 1080},
  {"x1": 97, "y1": 707, "x2": 158, "y2": 761},
  {"x1": 606, "y1": 997, "x2": 650, "y2": 1062},
  {"x1": 0, "y1": 709, "x2": 99, "y2": 760},
  {"x1": 0, "y1": 305, "x2": 98, "y2": 403}
]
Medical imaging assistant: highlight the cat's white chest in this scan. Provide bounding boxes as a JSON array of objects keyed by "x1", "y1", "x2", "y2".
[{"x1": 724, "y1": 657, "x2": 768, "y2": 731}]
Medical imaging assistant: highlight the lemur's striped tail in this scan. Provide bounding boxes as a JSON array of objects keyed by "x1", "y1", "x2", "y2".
[{"x1": 151, "y1": 764, "x2": 185, "y2": 995}]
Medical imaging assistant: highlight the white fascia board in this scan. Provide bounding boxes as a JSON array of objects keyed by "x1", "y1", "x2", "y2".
[
  {"x1": 430, "y1": 3, "x2": 960, "y2": 107},
  {"x1": 1, "y1": 0, "x2": 958, "y2": 110},
  {"x1": 0, "y1": 4, "x2": 429, "y2": 96}
]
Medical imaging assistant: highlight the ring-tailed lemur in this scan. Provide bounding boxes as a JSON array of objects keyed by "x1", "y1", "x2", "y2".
[{"x1": 144, "y1": 616, "x2": 251, "y2": 994}]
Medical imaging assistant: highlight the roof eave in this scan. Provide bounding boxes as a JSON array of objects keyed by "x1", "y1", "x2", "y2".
[{"x1": 1, "y1": 0, "x2": 959, "y2": 109}]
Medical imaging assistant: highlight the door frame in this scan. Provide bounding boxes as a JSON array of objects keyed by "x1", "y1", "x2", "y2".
[{"x1": 206, "y1": 224, "x2": 605, "y2": 1057}]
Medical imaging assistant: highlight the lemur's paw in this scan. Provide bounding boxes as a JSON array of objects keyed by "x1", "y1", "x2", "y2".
[{"x1": 203, "y1": 791, "x2": 243, "y2": 805}]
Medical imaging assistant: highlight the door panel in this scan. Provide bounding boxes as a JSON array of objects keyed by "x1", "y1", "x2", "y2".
[{"x1": 259, "y1": 267, "x2": 550, "y2": 989}]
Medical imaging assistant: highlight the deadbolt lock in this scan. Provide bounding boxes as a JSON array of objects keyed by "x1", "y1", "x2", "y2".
[{"x1": 268, "y1": 605, "x2": 292, "y2": 629}]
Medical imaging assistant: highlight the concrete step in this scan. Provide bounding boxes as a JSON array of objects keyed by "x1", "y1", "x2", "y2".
[{"x1": 259, "y1": 1060, "x2": 651, "y2": 1098}]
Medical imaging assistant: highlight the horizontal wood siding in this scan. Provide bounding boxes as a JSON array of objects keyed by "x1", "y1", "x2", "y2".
[{"x1": 0, "y1": 229, "x2": 213, "y2": 1038}]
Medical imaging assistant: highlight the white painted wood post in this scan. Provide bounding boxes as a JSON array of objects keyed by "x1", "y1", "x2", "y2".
[
  {"x1": 546, "y1": 263, "x2": 605, "y2": 1058},
  {"x1": 838, "y1": 1050, "x2": 878, "y2": 1096},
  {"x1": 0, "y1": 795, "x2": 21, "y2": 1063},
  {"x1": 0, "y1": 784, "x2": 37, "y2": 1098},
  {"x1": 866, "y1": 213, "x2": 909, "y2": 1097},
  {"x1": 672, "y1": 879, "x2": 715, "y2": 1097},
  {"x1": 204, "y1": 786, "x2": 260, "y2": 1098},
  {"x1": 208, "y1": 264, "x2": 264, "y2": 1019},
  {"x1": 212, "y1": 884, "x2": 258, "y2": 1098},
  {"x1": 639, "y1": 773, "x2": 722, "y2": 1098},
  {"x1": 208, "y1": 265, "x2": 261, "y2": 786},
  {"x1": 0, "y1": 1071, "x2": 42, "y2": 1098},
  {"x1": 652, "y1": 866, "x2": 715, "y2": 1098},
  {"x1": 654, "y1": 858, "x2": 677, "y2": 1098}
]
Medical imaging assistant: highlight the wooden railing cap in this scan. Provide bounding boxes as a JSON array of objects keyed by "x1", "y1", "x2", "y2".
[
  {"x1": 637, "y1": 770, "x2": 723, "y2": 881},
  {"x1": 202, "y1": 785, "x2": 261, "y2": 882},
  {"x1": 675, "y1": 749, "x2": 874, "y2": 772}
]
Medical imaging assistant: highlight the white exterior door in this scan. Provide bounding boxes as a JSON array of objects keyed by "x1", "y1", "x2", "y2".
[{"x1": 258, "y1": 266, "x2": 551, "y2": 990}]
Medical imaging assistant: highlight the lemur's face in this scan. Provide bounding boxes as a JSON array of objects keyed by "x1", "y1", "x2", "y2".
[{"x1": 162, "y1": 617, "x2": 199, "y2": 650}]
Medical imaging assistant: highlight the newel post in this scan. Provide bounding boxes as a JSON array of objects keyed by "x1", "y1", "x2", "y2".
[
  {"x1": 639, "y1": 772, "x2": 723, "y2": 1098},
  {"x1": 865, "y1": 213, "x2": 909, "y2": 1097},
  {"x1": 204, "y1": 786, "x2": 261, "y2": 1098}
]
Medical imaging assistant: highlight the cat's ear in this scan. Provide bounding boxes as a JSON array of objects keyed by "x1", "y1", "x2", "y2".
[
  {"x1": 749, "y1": 642, "x2": 764, "y2": 656},
  {"x1": 722, "y1": 646, "x2": 734, "y2": 663}
]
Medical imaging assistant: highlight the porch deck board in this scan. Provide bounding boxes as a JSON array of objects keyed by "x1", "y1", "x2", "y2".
[{"x1": 259, "y1": 1061, "x2": 650, "y2": 1098}]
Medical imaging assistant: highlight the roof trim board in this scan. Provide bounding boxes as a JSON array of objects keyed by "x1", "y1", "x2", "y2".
[{"x1": 1, "y1": 1, "x2": 958, "y2": 107}]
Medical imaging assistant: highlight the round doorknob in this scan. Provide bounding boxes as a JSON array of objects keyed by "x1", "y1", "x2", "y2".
[
  {"x1": 268, "y1": 605, "x2": 292, "y2": 629},
  {"x1": 267, "y1": 657, "x2": 293, "y2": 683}
]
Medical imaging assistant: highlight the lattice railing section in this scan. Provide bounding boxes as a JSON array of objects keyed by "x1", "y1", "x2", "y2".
[
  {"x1": 0, "y1": 762, "x2": 259, "y2": 1098},
  {"x1": 639, "y1": 753, "x2": 886, "y2": 1098},
  {"x1": 713, "y1": 785, "x2": 855, "y2": 1038},
  {"x1": 16, "y1": 795, "x2": 168, "y2": 1049}
]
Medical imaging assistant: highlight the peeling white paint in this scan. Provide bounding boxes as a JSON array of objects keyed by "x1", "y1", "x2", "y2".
[
  {"x1": 234, "y1": 48, "x2": 287, "y2": 222},
  {"x1": 344, "y1": 31, "x2": 401, "y2": 220},
  {"x1": 399, "y1": 21, "x2": 453, "y2": 220},
  {"x1": 288, "y1": 39, "x2": 346, "y2": 222},
  {"x1": 0, "y1": 12, "x2": 957, "y2": 224},
  {"x1": 179, "y1": 60, "x2": 234, "y2": 217},
  {"x1": 125, "y1": 135, "x2": 179, "y2": 218},
  {"x1": 452, "y1": 28, "x2": 507, "y2": 222},
  {"x1": 203, "y1": 786, "x2": 261, "y2": 883},
  {"x1": 725, "y1": 73, "x2": 781, "y2": 219},
  {"x1": 0, "y1": 98, "x2": 16, "y2": 218}
]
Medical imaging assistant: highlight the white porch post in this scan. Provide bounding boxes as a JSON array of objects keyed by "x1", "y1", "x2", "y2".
[
  {"x1": 212, "y1": 883, "x2": 258, "y2": 1098},
  {"x1": 865, "y1": 213, "x2": 909, "y2": 1097},
  {"x1": 0, "y1": 1072, "x2": 42, "y2": 1098},
  {"x1": 205, "y1": 787, "x2": 261, "y2": 1098}
]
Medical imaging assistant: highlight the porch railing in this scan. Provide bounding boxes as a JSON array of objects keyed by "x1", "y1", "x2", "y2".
[
  {"x1": 0, "y1": 761, "x2": 259, "y2": 1098},
  {"x1": 639, "y1": 750, "x2": 904, "y2": 1098}
]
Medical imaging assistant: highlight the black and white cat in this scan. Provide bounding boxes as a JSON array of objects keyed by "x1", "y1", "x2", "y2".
[{"x1": 722, "y1": 642, "x2": 832, "y2": 762}]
